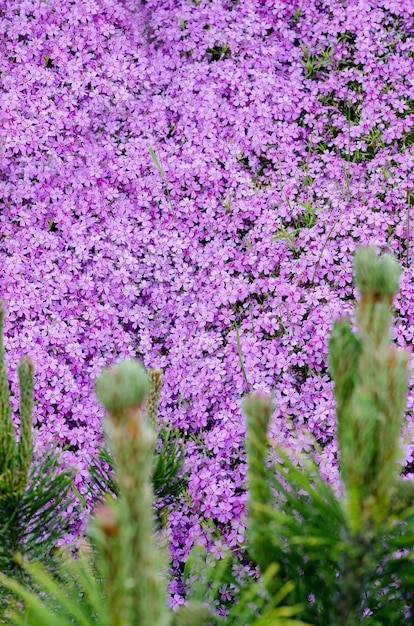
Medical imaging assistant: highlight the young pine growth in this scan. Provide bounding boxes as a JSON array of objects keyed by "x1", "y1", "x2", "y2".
[
  {"x1": 94, "y1": 359, "x2": 167, "y2": 626},
  {"x1": 0, "y1": 305, "x2": 76, "y2": 617},
  {"x1": 89, "y1": 365, "x2": 188, "y2": 517},
  {"x1": 330, "y1": 247, "x2": 410, "y2": 530},
  {"x1": 4, "y1": 246, "x2": 414, "y2": 626},
  {"x1": 244, "y1": 246, "x2": 414, "y2": 625},
  {"x1": 93, "y1": 359, "x2": 213, "y2": 626},
  {"x1": 1, "y1": 358, "x2": 300, "y2": 626}
]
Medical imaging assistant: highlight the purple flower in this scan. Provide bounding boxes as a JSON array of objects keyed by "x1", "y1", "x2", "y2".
[{"x1": 2, "y1": 0, "x2": 414, "y2": 606}]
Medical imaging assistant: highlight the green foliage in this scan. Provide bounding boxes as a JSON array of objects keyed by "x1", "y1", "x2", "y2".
[
  {"x1": 153, "y1": 423, "x2": 188, "y2": 501},
  {"x1": 182, "y1": 543, "x2": 306, "y2": 626},
  {"x1": 4, "y1": 246, "x2": 414, "y2": 626},
  {"x1": 89, "y1": 423, "x2": 188, "y2": 517},
  {"x1": 89, "y1": 367, "x2": 188, "y2": 515},
  {"x1": 206, "y1": 43, "x2": 231, "y2": 62},
  {"x1": 1, "y1": 361, "x2": 299, "y2": 626},
  {"x1": 300, "y1": 45, "x2": 333, "y2": 79},
  {"x1": 93, "y1": 361, "x2": 171, "y2": 626},
  {"x1": 271, "y1": 199, "x2": 320, "y2": 260},
  {"x1": 88, "y1": 446, "x2": 117, "y2": 501},
  {"x1": 0, "y1": 304, "x2": 76, "y2": 618},
  {"x1": 148, "y1": 147, "x2": 177, "y2": 219},
  {"x1": 244, "y1": 246, "x2": 414, "y2": 625},
  {"x1": 0, "y1": 550, "x2": 105, "y2": 626}
]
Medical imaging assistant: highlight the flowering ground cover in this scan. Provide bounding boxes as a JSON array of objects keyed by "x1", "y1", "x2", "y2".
[{"x1": 1, "y1": 0, "x2": 414, "y2": 606}]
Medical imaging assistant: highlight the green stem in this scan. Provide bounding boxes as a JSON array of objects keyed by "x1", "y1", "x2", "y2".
[{"x1": 234, "y1": 321, "x2": 250, "y2": 392}]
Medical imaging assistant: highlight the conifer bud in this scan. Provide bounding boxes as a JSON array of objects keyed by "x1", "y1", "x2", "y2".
[
  {"x1": 95, "y1": 360, "x2": 149, "y2": 415},
  {"x1": 354, "y1": 246, "x2": 400, "y2": 297}
]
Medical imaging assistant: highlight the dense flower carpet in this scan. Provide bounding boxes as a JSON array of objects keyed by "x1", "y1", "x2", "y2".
[{"x1": 1, "y1": 0, "x2": 414, "y2": 605}]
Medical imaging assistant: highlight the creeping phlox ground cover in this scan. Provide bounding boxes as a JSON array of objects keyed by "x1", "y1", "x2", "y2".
[{"x1": 1, "y1": 0, "x2": 414, "y2": 606}]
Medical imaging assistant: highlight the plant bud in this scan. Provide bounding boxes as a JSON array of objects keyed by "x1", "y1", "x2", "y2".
[
  {"x1": 379, "y1": 253, "x2": 401, "y2": 297},
  {"x1": 95, "y1": 359, "x2": 149, "y2": 414},
  {"x1": 354, "y1": 247, "x2": 400, "y2": 297}
]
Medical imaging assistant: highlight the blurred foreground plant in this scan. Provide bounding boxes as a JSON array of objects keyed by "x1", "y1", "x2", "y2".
[
  {"x1": 1, "y1": 359, "x2": 301, "y2": 626},
  {"x1": 89, "y1": 368, "x2": 188, "y2": 524},
  {"x1": 0, "y1": 305, "x2": 76, "y2": 618},
  {"x1": 3, "y1": 245, "x2": 413, "y2": 626},
  {"x1": 244, "y1": 246, "x2": 414, "y2": 625}
]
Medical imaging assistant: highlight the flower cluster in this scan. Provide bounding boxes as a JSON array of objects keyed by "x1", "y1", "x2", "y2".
[{"x1": 1, "y1": 0, "x2": 414, "y2": 602}]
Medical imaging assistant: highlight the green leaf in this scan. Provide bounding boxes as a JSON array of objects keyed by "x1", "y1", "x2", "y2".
[
  {"x1": 0, "y1": 574, "x2": 74, "y2": 626},
  {"x1": 0, "y1": 547, "x2": 106, "y2": 626},
  {"x1": 148, "y1": 147, "x2": 166, "y2": 179}
]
